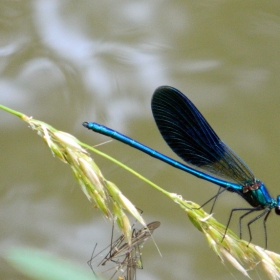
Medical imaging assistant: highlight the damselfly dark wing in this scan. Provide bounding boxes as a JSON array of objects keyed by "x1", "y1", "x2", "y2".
[{"x1": 151, "y1": 86, "x2": 255, "y2": 185}]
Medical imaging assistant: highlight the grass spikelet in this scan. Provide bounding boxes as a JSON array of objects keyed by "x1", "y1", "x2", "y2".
[
  {"x1": 172, "y1": 194, "x2": 280, "y2": 279},
  {"x1": 112, "y1": 201, "x2": 132, "y2": 244},
  {"x1": 105, "y1": 180, "x2": 146, "y2": 228},
  {"x1": 0, "y1": 108, "x2": 144, "y2": 244}
]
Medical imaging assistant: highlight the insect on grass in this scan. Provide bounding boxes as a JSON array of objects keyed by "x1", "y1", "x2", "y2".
[{"x1": 88, "y1": 221, "x2": 161, "y2": 280}]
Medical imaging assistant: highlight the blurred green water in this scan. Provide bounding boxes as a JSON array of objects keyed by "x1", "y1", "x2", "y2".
[{"x1": 1, "y1": 1, "x2": 280, "y2": 279}]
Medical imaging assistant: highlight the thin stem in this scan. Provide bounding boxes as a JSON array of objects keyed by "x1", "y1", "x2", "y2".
[
  {"x1": 80, "y1": 142, "x2": 172, "y2": 197},
  {"x1": 0, "y1": 104, "x2": 27, "y2": 120}
]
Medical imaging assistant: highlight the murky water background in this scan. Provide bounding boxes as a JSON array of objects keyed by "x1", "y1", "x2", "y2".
[{"x1": 1, "y1": 1, "x2": 280, "y2": 279}]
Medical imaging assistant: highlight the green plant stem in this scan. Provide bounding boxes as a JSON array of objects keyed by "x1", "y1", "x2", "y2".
[
  {"x1": 80, "y1": 142, "x2": 173, "y2": 198},
  {"x1": 0, "y1": 104, "x2": 26, "y2": 119}
]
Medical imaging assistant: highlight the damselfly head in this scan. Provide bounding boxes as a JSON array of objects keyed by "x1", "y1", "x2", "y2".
[{"x1": 275, "y1": 196, "x2": 280, "y2": 215}]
